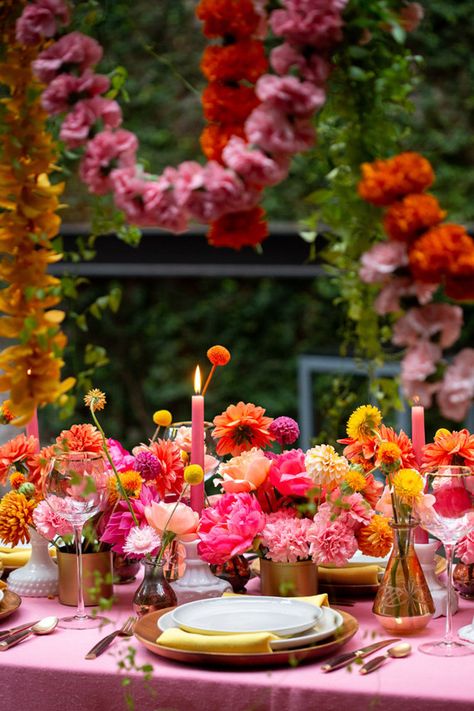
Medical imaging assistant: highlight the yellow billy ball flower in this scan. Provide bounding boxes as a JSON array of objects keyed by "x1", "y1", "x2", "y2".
[
  {"x1": 184, "y1": 464, "x2": 204, "y2": 486},
  {"x1": 392, "y1": 468, "x2": 424, "y2": 504},
  {"x1": 435, "y1": 428, "x2": 451, "y2": 439},
  {"x1": 153, "y1": 410, "x2": 172, "y2": 427}
]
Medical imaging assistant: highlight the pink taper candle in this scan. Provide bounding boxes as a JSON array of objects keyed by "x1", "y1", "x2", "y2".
[
  {"x1": 191, "y1": 366, "x2": 205, "y2": 514},
  {"x1": 412, "y1": 398, "x2": 429, "y2": 543},
  {"x1": 25, "y1": 407, "x2": 40, "y2": 452}
]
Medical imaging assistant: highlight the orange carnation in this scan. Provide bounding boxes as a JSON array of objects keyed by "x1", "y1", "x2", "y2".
[
  {"x1": 201, "y1": 41, "x2": 268, "y2": 83},
  {"x1": 358, "y1": 152, "x2": 435, "y2": 206},
  {"x1": 212, "y1": 401, "x2": 274, "y2": 457},
  {"x1": 409, "y1": 224, "x2": 474, "y2": 284},
  {"x1": 383, "y1": 193, "x2": 446, "y2": 243},
  {"x1": 202, "y1": 83, "x2": 259, "y2": 124},
  {"x1": 200, "y1": 123, "x2": 245, "y2": 163},
  {"x1": 196, "y1": 0, "x2": 261, "y2": 39},
  {"x1": 207, "y1": 207, "x2": 268, "y2": 250}
]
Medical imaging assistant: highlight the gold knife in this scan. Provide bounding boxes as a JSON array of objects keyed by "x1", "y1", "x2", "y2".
[{"x1": 321, "y1": 638, "x2": 401, "y2": 672}]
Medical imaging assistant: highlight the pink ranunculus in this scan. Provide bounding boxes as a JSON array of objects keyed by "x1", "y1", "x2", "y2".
[
  {"x1": 41, "y1": 71, "x2": 110, "y2": 115},
  {"x1": 222, "y1": 137, "x2": 290, "y2": 187},
  {"x1": 260, "y1": 509, "x2": 312, "y2": 563},
  {"x1": 359, "y1": 241, "x2": 408, "y2": 283},
  {"x1": 33, "y1": 32, "x2": 103, "y2": 83},
  {"x1": 185, "y1": 161, "x2": 252, "y2": 223},
  {"x1": 197, "y1": 492, "x2": 265, "y2": 565},
  {"x1": 401, "y1": 341, "x2": 442, "y2": 383},
  {"x1": 218, "y1": 447, "x2": 271, "y2": 494},
  {"x1": 60, "y1": 97, "x2": 122, "y2": 148},
  {"x1": 270, "y1": 0, "x2": 348, "y2": 47},
  {"x1": 270, "y1": 43, "x2": 332, "y2": 86},
  {"x1": 79, "y1": 129, "x2": 138, "y2": 195},
  {"x1": 100, "y1": 484, "x2": 155, "y2": 553},
  {"x1": 392, "y1": 304, "x2": 463, "y2": 349},
  {"x1": 145, "y1": 501, "x2": 199, "y2": 542},
  {"x1": 106, "y1": 438, "x2": 136, "y2": 473},
  {"x1": 307, "y1": 506, "x2": 358, "y2": 566},
  {"x1": 32, "y1": 498, "x2": 73, "y2": 540},
  {"x1": 437, "y1": 349, "x2": 474, "y2": 422},
  {"x1": 255, "y1": 75, "x2": 326, "y2": 117},
  {"x1": 433, "y1": 480, "x2": 472, "y2": 519},
  {"x1": 246, "y1": 105, "x2": 316, "y2": 154},
  {"x1": 269, "y1": 449, "x2": 313, "y2": 497}
]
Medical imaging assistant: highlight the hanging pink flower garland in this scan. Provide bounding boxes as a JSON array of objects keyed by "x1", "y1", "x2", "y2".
[{"x1": 16, "y1": 0, "x2": 348, "y2": 250}]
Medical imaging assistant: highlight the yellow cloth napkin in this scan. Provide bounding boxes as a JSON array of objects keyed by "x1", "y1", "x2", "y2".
[
  {"x1": 318, "y1": 563, "x2": 381, "y2": 585},
  {"x1": 157, "y1": 593, "x2": 329, "y2": 654},
  {"x1": 0, "y1": 545, "x2": 56, "y2": 568}
]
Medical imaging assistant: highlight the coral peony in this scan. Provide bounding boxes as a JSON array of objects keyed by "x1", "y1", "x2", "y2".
[
  {"x1": 213, "y1": 401, "x2": 274, "y2": 456},
  {"x1": 145, "y1": 500, "x2": 199, "y2": 541},
  {"x1": 269, "y1": 449, "x2": 313, "y2": 497},
  {"x1": 217, "y1": 447, "x2": 270, "y2": 494}
]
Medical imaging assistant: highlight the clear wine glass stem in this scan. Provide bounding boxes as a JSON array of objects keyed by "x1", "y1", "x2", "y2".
[
  {"x1": 444, "y1": 543, "x2": 455, "y2": 644},
  {"x1": 73, "y1": 524, "x2": 86, "y2": 620}
]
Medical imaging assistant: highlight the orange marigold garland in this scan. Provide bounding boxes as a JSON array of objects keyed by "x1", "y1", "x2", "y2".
[
  {"x1": 358, "y1": 151, "x2": 435, "y2": 206},
  {"x1": 0, "y1": 0, "x2": 74, "y2": 425}
]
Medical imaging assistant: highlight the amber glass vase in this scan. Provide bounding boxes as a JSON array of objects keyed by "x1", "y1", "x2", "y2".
[{"x1": 373, "y1": 522, "x2": 434, "y2": 634}]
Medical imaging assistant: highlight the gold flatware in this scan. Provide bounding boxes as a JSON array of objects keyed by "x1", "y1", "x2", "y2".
[
  {"x1": 0, "y1": 616, "x2": 58, "y2": 650},
  {"x1": 321, "y1": 637, "x2": 401, "y2": 672},
  {"x1": 0, "y1": 619, "x2": 41, "y2": 641},
  {"x1": 359, "y1": 642, "x2": 412, "y2": 674},
  {"x1": 85, "y1": 616, "x2": 136, "y2": 659}
]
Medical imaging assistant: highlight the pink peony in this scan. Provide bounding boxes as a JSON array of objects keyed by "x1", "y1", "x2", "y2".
[
  {"x1": 60, "y1": 97, "x2": 122, "y2": 148},
  {"x1": 32, "y1": 498, "x2": 73, "y2": 540},
  {"x1": 145, "y1": 500, "x2": 199, "y2": 541},
  {"x1": 307, "y1": 506, "x2": 358, "y2": 566},
  {"x1": 374, "y1": 277, "x2": 438, "y2": 315},
  {"x1": 437, "y1": 349, "x2": 474, "y2": 422},
  {"x1": 16, "y1": 0, "x2": 70, "y2": 46},
  {"x1": 260, "y1": 509, "x2": 312, "y2": 562},
  {"x1": 100, "y1": 484, "x2": 154, "y2": 553},
  {"x1": 246, "y1": 105, "x2": 315, "y2": 154},
  {"x1": 123, "y1": 525, "x2": 161, "y2": 558},
  {"x1": 106, "y1": 438, "x2": 136, "y2": 473},
  {"x1": 269, "y1": 449, "x2": 313, "y2": 497},
  {"x1": 33, "y1": 32, "x2": 103, "y2": 83},
  {"x1": 255, "y1": 75, "x2": 326, "y2": 117},
  {"x1": 79, "y1": 129, "x2": 138, "y2": 195},
  {"x1": 218, "y1": 447, "x2": 271, "y2": 494},
  {"x1": 222, "y1": 137, "x2": 290, "y2": 187},
  {"x1": 41, "y1": 71, "x2": 110, "y2": 116},
  {"x1": 270, "y1": 0, "x2": 348, "y2": 47},
  {"x1": 270, "y1": 43, "x2": 332, "y2": 85},
  {"x1": 359, "y1": 241, "x2": 408, "y2": 283},
  {"x1": 198, "y1": 492, "x2": 265, "y2": 565},
  {"x1": 392, "y1": 304, "x2": 463, "y2": 349}
]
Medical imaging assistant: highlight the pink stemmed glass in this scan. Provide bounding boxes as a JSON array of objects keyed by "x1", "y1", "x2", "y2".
[{"x1": 44, "y1": 452, "x2": 109, "y2": 630}]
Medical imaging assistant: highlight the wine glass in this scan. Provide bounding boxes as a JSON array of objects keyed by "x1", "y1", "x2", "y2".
[
  {"x1": 44, "y1": 452, "x2": 109, "y2": 630},
  {"x1": 418, "y1": 465, "x2": 474, "y2": 656}
]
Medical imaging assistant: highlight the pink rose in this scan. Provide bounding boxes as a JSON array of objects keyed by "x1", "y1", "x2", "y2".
[
  {"x1": 60, "y1": 98, "x2": 122, "y2": 148},
  {"x1": 269, "y1": 449, "x2": 313, "y2": 497},
  {"x1": 437, "y1": 349, "x2": 474, "y2": 422},
  {"x1": 246, "y1": 105, "x2": 315, "y2": 154},
  {"x1": 41, "y1": 71, "x2": 110, "y2": 115},
  {"x1": 79, "y1": 129, "x2": 138, "y2": 195},
  {"x1": 393, "y1": 304, "x2": 463, "y2": 349},
  {"x1": 255, "y1": 75, "x2": 326, "y2": 117},
  {"x1": 218, "y1": 448, "x2": 271, "y2": 494},
  {"x1": 359, "y1": 241, "x2": 408, "y2": 283},
  {"x1": 33, "y1": 32, "x2": 103, "y2": 83},
  {"x1": 145, "y1": 501, "x2": 199, "y2": 542},
  {"x1": 270, "y1": 43, "x2": 331, "y2": 86},
  {"x1": 222, "y1": 137, "x2": 290, "y2": 187}
]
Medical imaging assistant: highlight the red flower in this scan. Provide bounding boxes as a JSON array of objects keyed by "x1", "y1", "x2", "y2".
[
  {"x1": 201, "y1": 41, "x2": 268, "y2": 83},
  {"x1": 196, "y1": 0, "x2": 261, "y2": 39},
  {"x1": 202, "y1": 83, "x2": 259, "y2": 124},
  {"x1": 207, "y1": 206, "x2": 268, "y2": 250}
]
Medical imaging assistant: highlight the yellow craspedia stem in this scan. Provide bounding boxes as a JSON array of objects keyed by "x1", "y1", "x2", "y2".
[
  {"x1": 184, "y1": 464, "x2": 204, "y2": 485},
  {"x1": 435, "y1": 428, "x2": 451, "y2": 439},
  {"x1": 153, "y1": 410, "x2": 172, "y2": 427}
]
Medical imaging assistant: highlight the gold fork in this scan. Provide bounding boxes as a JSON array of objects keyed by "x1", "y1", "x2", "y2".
[{"x1": 85, "y1": 616, "x2": 137, "y2": 659}]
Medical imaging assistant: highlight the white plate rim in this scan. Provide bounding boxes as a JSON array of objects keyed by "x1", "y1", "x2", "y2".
[{"x1": 170, "y1": 596, "x2": 323, "y2": 636}]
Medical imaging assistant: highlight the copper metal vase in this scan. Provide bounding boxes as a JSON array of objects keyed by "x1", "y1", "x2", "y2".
[
  {"x1": 260, "y1": 558, "x2": 318, "y2": 597},
  {"x1": 57, "y1": 549, "x2": 113, "y2": 606}
]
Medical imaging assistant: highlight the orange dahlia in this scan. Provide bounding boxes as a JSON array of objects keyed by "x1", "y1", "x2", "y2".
[
  {"x1": 379, "y1": 424, "x2": 418, "y2": 470},
  {"x1": 357, "y1": 514, "x2": 393, "y2": 557},
  {"x1": 200, "y1": 123, "x2": 246, "y2": 163},
  {"x1": 422, "y1": 428, "x2": 474, "y2": 469},
  {"x1": 212, "y1": 401, "x2": 275, "y2": 456},
  {"x1": 196, "y1": 0, "x2": 261, "y2": 39},
  {"x1": 383, "y1": 193, "x2": 446, "y2": 243},
  {"x1": 375, "y1": 441, "x2": 402, "y2": 469},
  {"x1": 202, "y1": 82, "x2": 259, "y2": 124},
  {"x1": 146, "y1": 439, "x2": 184, "y2": 499},
  {"x1": 55, "y1": 424, "x2": 103, "y2": 454},
  {"x1": 409, "y1": 224, "x2": 474, "y2": 284},
  {"x1": 0, "y1": 433, "x2": 37, "y2": 485},
  {"x1": 201, "y1": 41, "x2": 268, "y2": 83},
  {"x1": 0, "y1": 490, "x2": 36, "y2": 546},
  {"x1": 207, "y1": 207, "x2": 269, "y2": 249},
  {"x1": 358, "y1": 152, "x2": 435, "y2": 206}
]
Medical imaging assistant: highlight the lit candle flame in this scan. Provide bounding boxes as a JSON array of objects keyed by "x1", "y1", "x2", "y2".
[
  {"x1": 27, "y1": 368, "x2": 32, "y2": 376},
  {"x1": 194, "y1": 365, "x2": 201, "y2": 394},
  {"x1": 413, "y1": 395, "x2": 420, "y2": 406}
]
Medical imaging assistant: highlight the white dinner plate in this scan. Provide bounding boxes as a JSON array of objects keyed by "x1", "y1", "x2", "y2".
[
  {"x1": 348, "y1": 551, "x2": 390, "y2": 567},
  {"x1": 158, "y1": 605, "x2": 343, "y2": 651},
  {"x1": 170, "y1": 596, "x2": 323, "y2": 636}
]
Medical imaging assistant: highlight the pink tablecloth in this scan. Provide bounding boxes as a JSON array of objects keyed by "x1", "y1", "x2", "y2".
[{"x1": 1, "y1": 579, "x2": 473, "y2": 711}]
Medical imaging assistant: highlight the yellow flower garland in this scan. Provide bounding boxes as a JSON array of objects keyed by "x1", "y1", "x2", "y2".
[{"x1": 0, "y1": 1, "x2": 74, "y2": 425}]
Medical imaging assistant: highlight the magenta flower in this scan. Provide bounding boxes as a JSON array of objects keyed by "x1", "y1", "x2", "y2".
[
  {"x1": 33, "y1": 32, "x2": 103, "y2": 83},
  {"x1": 100, "y1": 484, "x2": 155, "y2": 553},
  {"x1": 269, "y1": 449, "x2": 313, "y2": 497},
  {"x1": 60, "y1": 98, "x2": 122, "y2": 148},
  {"x1": 256, "y1": 75, "x2": 326, "y2": 117},
  {"x1": 198, "y1": 492, "x2": 265, "y2": 565},
  {"x1": 106, "y1": 438, "x2": 136, "y2": 473},
  {"x1": 41, "y1": 71, "x2": 110, "y2": 116},
  {"x1": 79, "y1": 129, "x2": 138, "y2": 195},
  {"x1": 260, "y1": 509, "x2": 312, "y2": 562},
  {"x1": 135, "y1": 451, "x2": 162, "y2": 482},
  {"x1": 269, "y1": 416, "x2": 300, "y2": 446},
  {"x1": 222, "y1": 137, "x2": 290, "y2": 187},
  {"x1": 246, "y1": 105, "x2": 315, "y2": 154}
]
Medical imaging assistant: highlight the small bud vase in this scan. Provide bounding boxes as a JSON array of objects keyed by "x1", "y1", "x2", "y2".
[
  {"x1": 373, "y1": 522, "x2": 434, "y2": 634},
  {"x1": 171, "y1": 540, "x2": 231, "y2": 604},
  {"x1": 7, "y1": 527, "x2": 58, "y2": 597},
  {"x1": 133, "y1": 560, "x2": 177, "y2": 617}
]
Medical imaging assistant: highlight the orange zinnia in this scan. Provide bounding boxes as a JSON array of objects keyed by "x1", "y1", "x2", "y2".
[
  {"x1": 422, "y1": 428, "x2": 474, "y2": 470},
  {"x1": 212, "y1": 401, "x2": 275, "y2": 456},
  {"x1": 207, "y1": 207, "x2": 268, "y2": 250},
  {"x1": 358, "y1": 152, "x2": 434, "y2": 206},
  {"x1": 383, "y1": 193, "x2": 446, "y2": 243}
]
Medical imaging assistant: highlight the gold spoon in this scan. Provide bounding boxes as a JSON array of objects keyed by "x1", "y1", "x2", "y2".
[
  {"x1": 359, "y1": 642, "x2": 412, "y2": 674},
  {"x1": 0, "y1": 616, "x2": 59, "y2": 651}
]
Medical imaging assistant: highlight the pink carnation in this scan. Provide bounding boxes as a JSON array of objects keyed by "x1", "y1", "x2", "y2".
[
  {"x1": 307, "y1": 506, "x2": 358, "y2": 566},
  {"x1": 255, "y1": 75, "x2": 326, "y2": 117},
  {"x1": 32, "y1": 498, "x2": 73, "y2": 540},
  {"x1": 41, "y1": 71, "x2": 110, "y2": 115},
  {"x1": 270, "y1": 0, "x2": 348, "y2": 48},
  {"x1": 269, "y1": 449, "x2": 313, "y2": 497},
  {"x1": 33, "y1": 32, "x2": 103, "y2": 83},
  {"x1": 374, "y1": 277, "x2": 438, "y2": 315},
  {"x1": 437, "y1": 349, "x2": 474, "y2": 422},
  {"x1": 359, "y1": 241, "x2": 408, "y2": 283},
  {"x1": 79, "y1": 129, "x2": 138, "y2": 195},
  {"x1": 185, "y1": 161, "x2": 256, "y2": 223},
  {"x1": 246, "y1": 105, "x2": 315, "y2": 154},
  {"x1": 270, "y1": 43, "x2": 332, "y2": 86},
  {"x1": 330, "y1": 489, "x2": 374, "y2": 528},
  {"x1": 173, "y1": 162, "x2": 205, "y2": 206},
  {"x1": 60, "y1": 98, "x2": 122, "y2": 148},
  {"x1": 222, "y1": 137, "x2": 290, "y2": 187},
  {"x1": 401, "y1": 341, "x2": 441, "y2": 384},
  {"x1": 393, "y1": 304, "x2": 463, "y2": 349},
  {"x1": 260, "y1": 509, "x2": 312, "y2": 562},
  {"x1": 197, "y1": 492, "x2": 265, "y2": 565},
  {"x1": 16, "y1": 0, "x2": 70, "y2": 45}
]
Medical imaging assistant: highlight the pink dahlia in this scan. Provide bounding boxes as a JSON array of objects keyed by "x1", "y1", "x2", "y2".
[
  {"x1": 269, "y1": 449, "x2": 313, "y2": 497},
  {"x1": 269, "y1": 416, "x2": 300, "y2": 446},
  {"x1": 33, "y1": 32, "x2": 103, "y2": 83},
  {"x1": 260, "y1": 509, "x2": 312, "y2": 562},
  {"x1": 198, "y1": 492, "x2": 265, "y2": 565}
]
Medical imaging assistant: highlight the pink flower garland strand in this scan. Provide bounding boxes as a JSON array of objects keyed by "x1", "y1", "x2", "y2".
[{"x1": 16, "y1": 0, "x2": 348, "y2": 248}]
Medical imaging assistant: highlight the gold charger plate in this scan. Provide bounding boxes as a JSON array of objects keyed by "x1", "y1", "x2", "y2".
[
  {"x1": 134, "y1": 606, "x2": 358, "y2": 668},
  {"x1": 0, "y1": 589, "x2": 22, "y2": 621}
]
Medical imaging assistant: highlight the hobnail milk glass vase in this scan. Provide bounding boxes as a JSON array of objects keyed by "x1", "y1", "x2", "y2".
[{"x1": 7, "y1": 526, "x2": 58, "y2": 597}]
